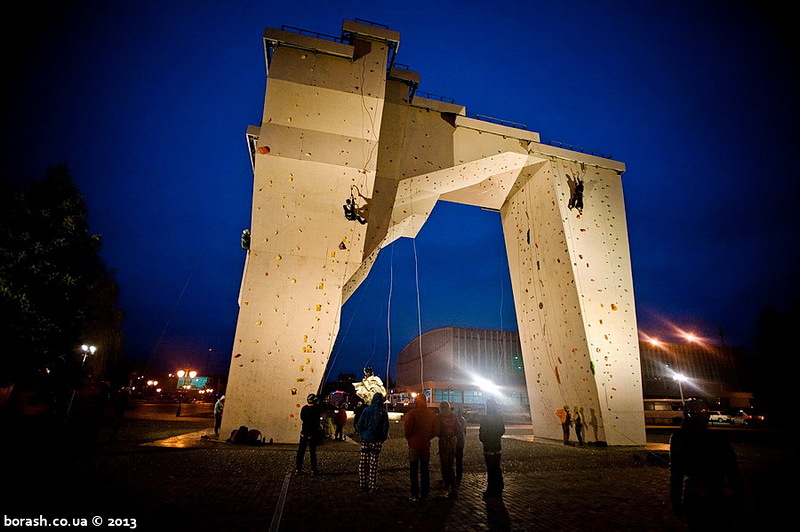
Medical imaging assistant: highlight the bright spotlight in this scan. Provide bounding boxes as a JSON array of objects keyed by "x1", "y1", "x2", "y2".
[{"x1": 473, "y1": 376, "x2": 501, "y2": 397}]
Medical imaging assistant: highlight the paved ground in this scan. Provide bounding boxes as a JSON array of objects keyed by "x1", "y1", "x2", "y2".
[{"x1": 3, "y1": 400, "x2": 795, "y2": 531}]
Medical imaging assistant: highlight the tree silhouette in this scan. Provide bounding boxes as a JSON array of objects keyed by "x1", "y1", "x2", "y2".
[{"x1": 1, "y1": 165, "x2": 122, "y2": 407}]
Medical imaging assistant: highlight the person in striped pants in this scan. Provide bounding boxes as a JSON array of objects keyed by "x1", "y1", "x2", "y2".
[{"x1": 357, "y1": 392, "x2": 390, "y2": 492}]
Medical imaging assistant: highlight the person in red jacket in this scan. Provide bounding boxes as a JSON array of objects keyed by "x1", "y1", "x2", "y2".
[
  {"x1": 403, "y1": 393, "x2": 438, "y2": 502},
  {"x1": 334, "y1": 404, "x2": 348, "y2": 441}
]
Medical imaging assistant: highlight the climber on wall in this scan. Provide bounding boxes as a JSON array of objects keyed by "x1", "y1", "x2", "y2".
[
  {"x1": 567, "y1": 165, "x2": 585, "y2": 215},
  {"x1": 343, "y1": 197, "x2": 367, "y2": 224}
]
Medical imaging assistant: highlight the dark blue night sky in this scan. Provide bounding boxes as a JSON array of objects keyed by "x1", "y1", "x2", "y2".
[{"x1": 3, "y1": 1, "x2": 798, "y2": 380}]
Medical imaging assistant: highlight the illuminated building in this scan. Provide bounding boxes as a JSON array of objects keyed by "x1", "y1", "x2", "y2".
[{"x1": 391, "y1": 327, "x2": 528, "y2": 411}]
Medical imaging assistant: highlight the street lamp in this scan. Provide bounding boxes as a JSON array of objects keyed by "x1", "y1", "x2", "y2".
[
  {"x1": 673, "y1": 373, "x2": 687, "y2": 403},
  {"x1": 175, "y1": 369, "x2": 197, "y2": 417},
  {"x1": 65, "y1": 344, "x2": 97, "y2": 425},
  {"x1": 80, "y1": 344, "x2": 97, "y2": 365}
]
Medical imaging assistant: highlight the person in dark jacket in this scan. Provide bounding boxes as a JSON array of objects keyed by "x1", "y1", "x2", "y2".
[
  {"x1": 670, "y1": 398, "x2": 743, "y2": 530},
  {"x1": 437, "y1": 400, "x2": 460, "y2": 498},
  {"x1": 479, "y1": 398, "x2": 505, "y2": 499},
  {"x1": 295, "y1": 394, "x2": 322, "y2": 474},
  {"x1": 358, "y1": 392, "x2": 390, "y2": 492},
  {"x1": 454, "y1": 406, "x2": 467, "y2": 488}
]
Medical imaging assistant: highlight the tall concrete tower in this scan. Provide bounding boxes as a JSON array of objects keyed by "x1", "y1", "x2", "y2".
[{"x1": 223, "y1": 20, "x2": 645, "y2": 446}]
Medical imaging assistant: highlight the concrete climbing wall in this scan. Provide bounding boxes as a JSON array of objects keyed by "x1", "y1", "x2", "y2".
[
  {"x1": 501, "y1": 156, "x2": 644, "y2": 446},
  {"x1": 223, "y1": 20, "x2": 645, "y2": 446},
  {"x1": 221, "y1": 21, "x2": 396, "y2": 442}
]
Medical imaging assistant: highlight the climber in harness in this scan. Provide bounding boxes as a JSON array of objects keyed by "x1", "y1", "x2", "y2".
[
  {"x1": 569, "y1": 178, "x2": 584, "y2": 214},
  {"x1": 343, "y1": 188, "x2": 368, "y2": 224},
  {"x1": 567, "y1": 164, "x2": 585, "y2": 215}
]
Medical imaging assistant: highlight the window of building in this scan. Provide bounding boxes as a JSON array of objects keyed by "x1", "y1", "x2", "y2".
[{"x1": 463, "y1": 389, "x2": 484, "y2": 404}]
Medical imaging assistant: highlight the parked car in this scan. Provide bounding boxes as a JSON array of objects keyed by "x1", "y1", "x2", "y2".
[
  {"x1": 709, "y1": 411, "x2": 733, "y2": 425},
  {"x1": 729, "y1": 408, "x2": 767, "y2": 426},
  {"x1": 745, "y1": 411, "x2": 767, "y2": 426}
]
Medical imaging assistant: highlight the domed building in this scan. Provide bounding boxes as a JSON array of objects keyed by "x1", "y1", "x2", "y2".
[{"x1": 390, "y1": 327, "x2": 529, "y2": 414}]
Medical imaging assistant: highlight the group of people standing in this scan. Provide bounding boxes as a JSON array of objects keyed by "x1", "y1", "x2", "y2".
[
  {"x1": 556, "y1": 405, "x2": 585, "y2": 446},
  {"x1": 294, "y1": 390, "x2": 506, "y2": 501},
  {"x1": 402, "y1": 393, "x2": 506, "y2": 501},
  {"x1": 403, "y1": 394, "x2": 506, "y2": 501}
]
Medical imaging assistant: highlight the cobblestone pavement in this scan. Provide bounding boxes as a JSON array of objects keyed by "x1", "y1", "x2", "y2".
[{"x1": 3, "y1": 402, "x2": 794, "y2": 531}]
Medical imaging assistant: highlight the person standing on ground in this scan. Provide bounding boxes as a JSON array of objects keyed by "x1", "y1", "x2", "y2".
[
  {"x1": 403, "y1": 393, "x2": 438, "y2": 502},
  {"x1": 436, "y1": 400, "x2": 460, "y2": 499},
  {"x1": 334, "y1": 403, "x2": 348, "y2": 441},
  {"x1": 556, "y1": 405, "x2": 572, "y2": 445},
  {"x1": 109, "y1": 386, "x2": 131, "y2": 442},
  {"x1": 670, "y1": 398, "x2": 743, "y2": 530},
  {"x1": 479, "y1": 398, "x2": 505, "y2": 499},
  {"x1": 213, "y1": 395, "x2": 225, "y2": 436},
  {"x1": 573, "y1": 405, "x2": 584, "y2": 446},
  {"x1": 352, "y1": 400, "x2": 365, "y2": 439},
  {"x1": 295, "y1": 394, "x2": 322, "y2": 475},
  {"x1": 454, "y1": 406, "x2": 467, "y2": 488},
  {"x1": 358, "y1": 392, "x2": 390, "y2": 493}
]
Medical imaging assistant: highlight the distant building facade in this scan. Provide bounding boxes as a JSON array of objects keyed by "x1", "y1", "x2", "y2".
[
  {"x1": 391, "y1": 327, "x2": 528, "y2": 412},
  {"x1": 392, "y1": 327, "x2": 750, "y2": 412},
  {"x1": 639, "y1": 341, "x2": 751, "y2": 408}
]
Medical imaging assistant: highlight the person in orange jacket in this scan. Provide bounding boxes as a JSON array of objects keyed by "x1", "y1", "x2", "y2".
[{"x1": 404, "y1": 393, "x2": 438, "y2": 502}]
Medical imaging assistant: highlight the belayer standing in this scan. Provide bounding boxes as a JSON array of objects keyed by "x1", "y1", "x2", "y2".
[
  {"x1": 573, "y1": 406, "x2": 584, "y2": 446},
  {"x1": 556, "y1": 405, "x2": 572, "y2": 445}
]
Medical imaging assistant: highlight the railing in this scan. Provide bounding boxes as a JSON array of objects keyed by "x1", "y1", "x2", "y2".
[
  {"x1": 540, "y1": 138, "x2": 612, "y2": 160},
  {"x1": 414, "y1": 91, "x2": 455, "y2": 104},
  {"x1": 353, "y1": 18, "x2": 390, "y2": 29},
  {"x1": 469, "y1": 113, "x2": 527, "y2": 130},
  {"x1": 280, "y1": 25, "x2": 345, "y2": 44}
]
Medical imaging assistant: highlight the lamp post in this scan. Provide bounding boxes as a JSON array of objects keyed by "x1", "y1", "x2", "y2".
[
  {"x1": 64, "y1": 344, "x2": 97, "y2": 425},
  {"x1": 80, "y1": 344, "x2": 97, "y2": 364},
  {"x1": 175, "y1": 369, "x2": 196, "y2": 417}
]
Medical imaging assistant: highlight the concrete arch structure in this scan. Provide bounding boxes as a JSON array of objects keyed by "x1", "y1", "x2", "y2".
[{"x1": 223, "y1": 20, "x2": 645, "y2": 446}]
